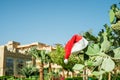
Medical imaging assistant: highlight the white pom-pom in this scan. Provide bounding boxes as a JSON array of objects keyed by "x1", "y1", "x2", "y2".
[{"x1": 64, "y1": 59, "x2": 68, "y2": 64}]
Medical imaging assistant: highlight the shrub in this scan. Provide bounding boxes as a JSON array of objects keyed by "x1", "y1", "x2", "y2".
[{"x1": 65, "y1": 77, "x2": 83, "y2": 80}]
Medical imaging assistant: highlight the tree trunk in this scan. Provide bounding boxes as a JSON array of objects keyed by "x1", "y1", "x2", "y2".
[
  {"x1": 83, "y1": 67, "x2": 88, "y2": 80},
  {"x1": 62, "y1": 68, "x2": 65, "y2": 78},
  {"x1": 66, "y1": 71, "x2": 69, "y2": 78},
  {"x1": 49, "y1": 62, "x2": 52, "y2": 80},
  {"x1": 39, "y1": 62, "x2": 44, "y2": 80},
  {"x1": 72, "y1": 71, "x2": 75, "y2": 77},
  {"x1": 49, "y1": 62, "x2": 52, "y2": 72},
  {"x1": 108, "y1": 72, "x2": 111, "y2": 80},
  {"x1": 32, "y1": 56, "x2": 36, "y2": 66}
]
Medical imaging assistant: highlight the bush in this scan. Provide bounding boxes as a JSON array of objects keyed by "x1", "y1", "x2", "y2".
[
  {"x1": 0, "y1": 76, "x2": 13, "y2": 80},
  {"x1": 65, "y1": 77, "x2": 98, "y2": 80},
  {"x1": 65, "y1": 77, "x2": 83, "y2": 80}
]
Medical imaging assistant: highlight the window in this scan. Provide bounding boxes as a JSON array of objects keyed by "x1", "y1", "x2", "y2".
[{"x1": 5, "y1": 57, "x2": 14, "y2": 76}]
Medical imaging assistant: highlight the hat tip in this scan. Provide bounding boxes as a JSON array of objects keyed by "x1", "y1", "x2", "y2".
[{"x1": 64, "y1": 59, "x2": 68, "y2": 64}]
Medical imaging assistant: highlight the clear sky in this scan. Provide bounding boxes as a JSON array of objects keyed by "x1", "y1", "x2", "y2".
[{"x1": 0, "y1": 0, "x2": 119, "y2": 46}]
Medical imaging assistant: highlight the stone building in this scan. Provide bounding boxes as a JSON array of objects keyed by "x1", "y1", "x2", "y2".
[{"x1": 0, "y1": 41, "x2": 55, "y2": 76}]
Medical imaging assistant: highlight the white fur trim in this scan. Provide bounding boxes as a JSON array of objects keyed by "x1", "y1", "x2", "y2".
[{"x1": 71, "y1": 37, "x2": 88, "y2": 54}]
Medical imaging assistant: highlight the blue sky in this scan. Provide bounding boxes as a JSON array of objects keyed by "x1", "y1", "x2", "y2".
[{"x1": 0, "y1": 0, "x2": 119, "y2": 46}]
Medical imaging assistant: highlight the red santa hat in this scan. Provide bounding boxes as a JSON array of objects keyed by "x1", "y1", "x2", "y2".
[{"x1": 64, "y1": 34, "x2": 88, "y2": 64}]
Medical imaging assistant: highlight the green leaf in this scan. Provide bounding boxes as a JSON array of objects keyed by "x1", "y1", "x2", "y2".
[
  {"x1": 101, "y1": 32, "x2": 111, "y2": 52},
  {"x1": 93, "y1": 56, "x2": 103, "y2": 66},
  {"x1": 85, "y1": 60, "x2": 94, "y2": 66},
  {"x1": 72, "y1": 64, "x2": 84, "y2": 71},
  {"x1": 101, "y1": 57, "x2": 115, "y2": 72},
  {"x1": 109, "y1": 9, "x2": 115, "y2": 23},
  {"x1": 113, "y1": 47, "x2": 120, "y2": 59},
  {"x1": 92, "y1": 71, "x2": 105, "y2": 76},
  {"x1": 86, "y1": 44, "x2": 100, "y2": 56}
]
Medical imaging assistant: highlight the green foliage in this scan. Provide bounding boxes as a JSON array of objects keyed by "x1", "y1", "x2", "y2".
[
  {"x1": 50, "y1": 45, "x2": 64, "y2": 65},
  {"x1": 20, "y1": 66, "x2": 39, "y2": 78},
  {"x1": 65, "y1": 77, "x2": 83, "y2": 80},
  {"x1": 115, "y1": 10, "x2": 120, "y2": 19},
  {"x1": 29, "y1": 47, "x2": 51, "y2": 63},
  {"x1": 29, "y1": 47, "x2": 51, "y2": 80},
  {"x1": 113, "y1": 47, "x2": 120, "y2": 59},
  {"x1": 112, "y1": 22, "x2": 120, "y2": 30},
  {"x1": 93, "y1": 56, "x2": 103, "y2": 66},
  {"x1": 86, "y1": 44, "x2": 100, "y2": 56},
  {"x1": 109, "y1": 9, "x2": 115, "y2": 23},
  {"x1": 50, "y1": 45, "x2": 82, "y2": 71},
  {"x1": 65, "y1": 77, "x2": 98, "y2": 80},
  {"x1": 111, "y1": 73, "x2": 120, "y2": 80},
  {"x1": 100, "y1": 32, "x2": 111, "y2": 52},
  {"x1": 63, "y1": 56, "x2": 81, "y2": 71},
  {"x1": 72, "y1": 25, "x2": 116, "y2": 80},
  {"x1": 109, "y1": 4, "x2": 120, "y2": 31},
  {"x1": 83, "y1": 31, "x2": 98, "y2": 43},
  {"x1": 25, "y1": 3, "x2": 120, "y2": 80},
  {"x1": 81, "y1": 10, "x2": 120, "y2": 79},
  {"x1": 101, "y1": 57, "x2": 115, "y2": 72},
  {"x1": 92, "y1": 71, "x2": 105, "y2": 76},
  {"x1": 85, "y1": 60, "x2": 93, "y2": 67},
  {"x1": 72, "y1": 64, "x2": 84, "y2": 71},
  {"x1": 0, "y1": 76, "x2": 14, "y2": 80}
]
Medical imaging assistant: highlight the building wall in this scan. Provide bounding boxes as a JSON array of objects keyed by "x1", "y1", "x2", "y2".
[
  {"x1": 0, "y1": 46, "x2": 5, "y2": 76},
  {"x1": 0, "y1": 41, "x2": 55, "y2": 76}
]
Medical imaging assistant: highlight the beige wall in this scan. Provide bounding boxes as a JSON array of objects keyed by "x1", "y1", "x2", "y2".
[
  {"x1": 0, "y1": 41, "x2": 57, "y2": 76},
  {"x1": 0, "y1": 46, "x2": 5, "y2": 76}
]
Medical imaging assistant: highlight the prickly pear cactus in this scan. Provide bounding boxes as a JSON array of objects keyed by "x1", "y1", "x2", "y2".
[
  {"x1": 115, "y1": 11, "x2": 120, "y2": 19},
  {"x1": 111, "y1": 21, "x2": 120, "y2": 30},
  {"x1": 109, "y1": 4, "x2": 120, "y2": 31}
]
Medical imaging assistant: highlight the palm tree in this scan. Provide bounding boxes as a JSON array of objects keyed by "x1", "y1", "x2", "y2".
[
  {"x1": 21, "y1": 65, "x2": 38, "y2": 78},
  {"x1": 29, "y1": 47, "x2": 51, "y2": 80}
]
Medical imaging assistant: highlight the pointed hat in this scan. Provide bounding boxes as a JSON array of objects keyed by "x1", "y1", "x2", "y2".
[{"x1": 64, "y1": 34, "x2": 88, "y2": 64}]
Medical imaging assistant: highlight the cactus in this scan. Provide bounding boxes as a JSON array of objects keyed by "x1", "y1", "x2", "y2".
[
  {"x1": 109, "y1": 10, "x2": 115, "y2": 24},
  {"x1": 111, "y1": 21, "x2": 120, "y2": 30},
  {"x1": 109, "y1": 4, "x2": 120, "y2": 31},
  {"x1": 115, "y1": 10, "x2": 120, "y2": 19}
]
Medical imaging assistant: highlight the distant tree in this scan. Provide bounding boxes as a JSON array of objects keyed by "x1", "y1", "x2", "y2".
[
  {"x1": 50, "y1": 45, "x2": 82, "y2": 77},
  {"x1": 29, "y1": 47, "x2": 51, "y2": 80}
]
